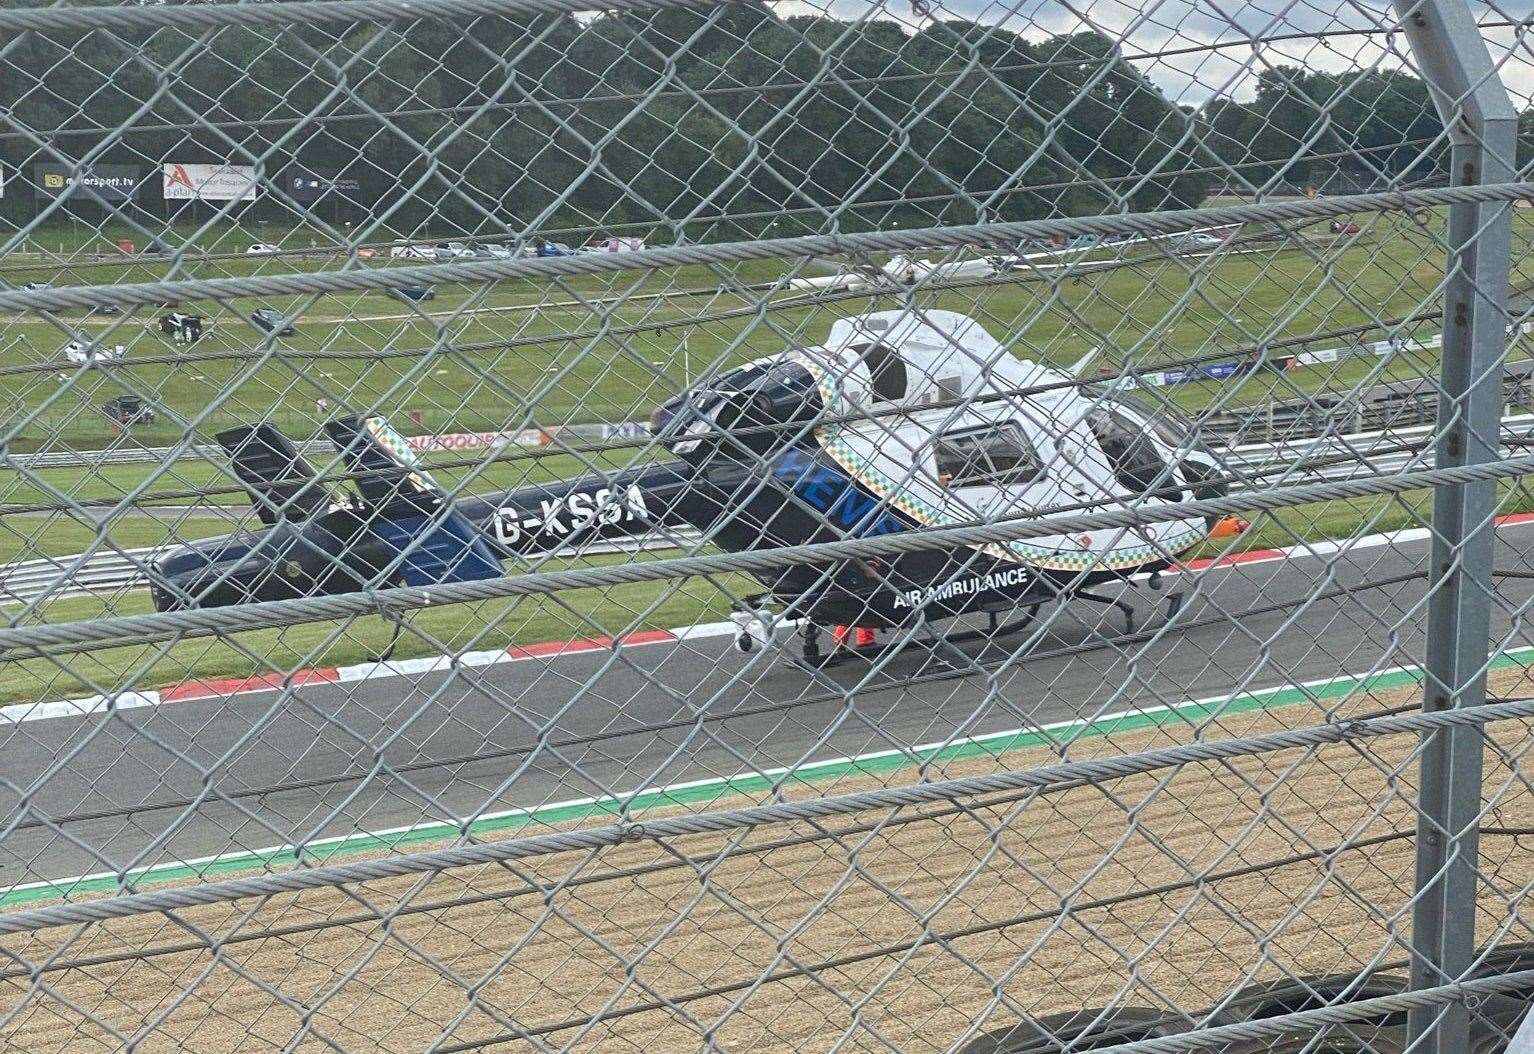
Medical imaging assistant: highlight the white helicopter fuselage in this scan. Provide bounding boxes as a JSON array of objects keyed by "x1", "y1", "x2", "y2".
[{"x1": 785, "y1": 311, "x2": 1213, "y2": 587}]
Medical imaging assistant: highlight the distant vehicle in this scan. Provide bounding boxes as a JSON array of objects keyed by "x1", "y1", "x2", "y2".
[
  {"x1": 102, "y1": 395, "x2": 155, "y2": 428},
  {"x1": 22, "y1": 282, "x2": 49, "y2": 292},
  {"x1": 390, "y1": 286, "x2": 436, "y2": 303},
  {"x1": 246, "y1": 243, "x2": 279, "y2": 254},
  {"x1": 1329, "y1": 220, "x2": 1361, "y2": 235},
  {"x1": 90, "y1": 303, "x2": 122, "y2": 316},
  {"x1": 1176, "y1": 232, "x2": 1225, "y2": 251},
  {"x1": 435, "y1": 242, "x2": 474, "y2": 259},
  {"x1": 476, "y1": 244, "x2": 515, "y2": 259},
  {"x1": 535, "y1": 241, "x2": 575, "y2": 257},
  {"x1": 160, "y1": 312, "x2": 204, "y2": 343},
  {"x1": 64, "y1": 340, "x2": 125, "y2": 366},
  {"x1": 389, "y1": 245, "x2": 434, "y2": 259},
  {"x1": 583, "y1": 237, "x2": 646, "y2": 253},
  {"x1": 248, "y1": 308, "x2": 296, "y2": 336}
]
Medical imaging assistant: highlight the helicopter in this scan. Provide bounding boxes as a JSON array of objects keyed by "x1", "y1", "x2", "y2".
[{"x1": 148, "y1": 309, "x2": 1230, "y2": 668}]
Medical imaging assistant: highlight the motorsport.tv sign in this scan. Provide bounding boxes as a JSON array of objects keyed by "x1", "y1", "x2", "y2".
[
  {"x1": 33, "y1": 163, "x2": 145, "y2": 203},
  {"x1": 162, "y1": 162, "x2": 259, "y2": 203}
]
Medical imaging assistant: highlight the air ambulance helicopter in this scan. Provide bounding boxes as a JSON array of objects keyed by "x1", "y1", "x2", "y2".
[{"x1": 149, "y1": 309, "x2": 1232, "y2": 668}]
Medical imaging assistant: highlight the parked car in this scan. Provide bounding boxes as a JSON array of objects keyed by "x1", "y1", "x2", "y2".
[
  {"x1": 435, "y1": 242, "x2": 474, "y2": 259},
  {"x1": 535, "y1": 240, "x2": 575, "y2": 257},
  {"x1": 246, "y1": 243, "x2": 279, "y2": 254},
  {"x1": 1176, "y1": 232, "x2": 1225, "y2": 251},
  {"x1": 389, "y1": 244, "x2": 434, "y2": 259},
  {"x1": 249, "y1": 307, "x2": 296, "y2": 336},
  {"x1": 580, "y1": 237, "x2": 646, "y2": 253},
  {"x1": 22, "y1": 282, "x2": 49, "y2": 292},
  {"x1": 390, "y1": 285, "x2": 436, "y2": 302},
  {"x1": 476, "y1": 244, "x2": 515, "y2": 259},
  {"x1": 102, "y1": 395, "x2": 155, "y2": 428}
]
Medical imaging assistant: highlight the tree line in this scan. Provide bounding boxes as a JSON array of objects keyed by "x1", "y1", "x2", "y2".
[{"x1": 1, "y1": 7, "x2": 1521, "y2": 242}]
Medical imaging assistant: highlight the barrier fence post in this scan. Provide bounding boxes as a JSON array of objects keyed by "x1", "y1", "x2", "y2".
[{"x1": 1396, "y1": 1, "x2": 1519, "y2": 1049}]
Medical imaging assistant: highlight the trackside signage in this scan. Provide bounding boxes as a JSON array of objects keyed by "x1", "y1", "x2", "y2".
[
  {"x1": 33, "y1": 163, "x2": 144, "y2": 202},
  {"x1": 163, "y1": 163, "x2": 259, "y2": 202}
]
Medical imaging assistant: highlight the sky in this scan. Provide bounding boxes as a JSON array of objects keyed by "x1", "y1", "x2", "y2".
[{"x1": 767, "y1": 0, "x2": 1534, "y2": 110}]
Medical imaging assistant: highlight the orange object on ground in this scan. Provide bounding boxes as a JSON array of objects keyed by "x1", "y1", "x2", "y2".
[
  {"x1": 1210, "y1": 516, "x2": 1250, "y2": 539},
  {"x1": 833, "y1": 626, "x2": 878, "y2": 648}
]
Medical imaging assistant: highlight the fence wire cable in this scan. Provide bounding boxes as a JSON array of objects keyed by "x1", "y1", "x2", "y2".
[
  {"x1": 2, "y1": 184, "x2": 1533, "y2": 316},
  {"x1": 4, "y1": 454, "x2": 1532, "y2": 655},
  {"x1": 3, "y1": 0, "x2": 1533, "y2": 1046}
]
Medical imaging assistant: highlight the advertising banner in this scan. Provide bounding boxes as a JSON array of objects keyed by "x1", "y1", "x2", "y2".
[
  {"x1": 33, "y1": 162, "x2": 144, "y2": 203},
  {"x1": 283, "y1": 166, "x2": 363, "y2": 202},
  {"x1": 162, "y1": 163, "x2": 259, "y2": 202},
  {"x1": 1293, "y1": 347, "x2": 1340, "y2": 366},
  {"x1": 403, "y1": 429, "x2": 553, "y2": 453},
  {"x1": 1160, "y1": 361, "x2": 1242, "y2": 385}
]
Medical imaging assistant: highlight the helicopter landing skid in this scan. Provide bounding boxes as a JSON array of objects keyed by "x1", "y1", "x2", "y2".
[
  {"x1": 754, "y1": 581, "x2": 1187, "y2": 677},
  {"x1": 1072, "y1": 588, "x2": 1139, "y2": 635},
  {"x1": 790, "y1": 624, "x2": 967, "y2": 675},
  {"x1": 789, "y1": 606, "x2": 1043, "y2": 675}
]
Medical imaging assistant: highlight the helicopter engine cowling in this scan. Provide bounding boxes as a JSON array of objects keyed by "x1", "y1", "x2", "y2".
[{"x1": 650, "y1": 358, "x2": 823, "y2": 464}]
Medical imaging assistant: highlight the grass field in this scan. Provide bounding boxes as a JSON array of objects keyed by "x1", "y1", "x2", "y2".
[
  {"x1": 2, "y1": 207, "x2": 1516, "y2": 454},
  {"x1": 5, "y1": 206, "x2": 1534, "y2": 703}
]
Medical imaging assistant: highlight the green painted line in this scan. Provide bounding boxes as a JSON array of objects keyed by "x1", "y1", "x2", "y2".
[{"x1": 4, "y1": 647, "x2": 1529, "y2": 909}]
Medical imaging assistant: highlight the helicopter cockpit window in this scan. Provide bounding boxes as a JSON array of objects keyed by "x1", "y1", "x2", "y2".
[
  {"x1": 934, "y1": 424, "x2": 1042, "y2": 487},
  {"x1": 848, "y1": 342, "x2": 907, "y2": 401},
  {"x1": 1087, "y1": 406, "x2": 1169, "y2": 494}
]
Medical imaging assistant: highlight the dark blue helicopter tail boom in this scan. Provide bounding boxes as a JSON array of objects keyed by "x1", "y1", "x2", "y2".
[{"x1": 469, "y1": 460, "x2": 700, "y2": 556}]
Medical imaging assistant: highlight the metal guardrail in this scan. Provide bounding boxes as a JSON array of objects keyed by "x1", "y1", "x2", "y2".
[
  {"x1": 1200, "y1": 360, "x2": 1534, "y2": 442},
  {"x1": 7, "y1": 352, "x2": 1534, "y2": 470},
  {"x1": 10, "y1": 417, "x2": 1533, "y2": 604},
  {"x1": 0, "y1": 546, "x2": 154, "y2": 604},
  {"x1": 3, "y1": 428, "x2": 616, "y2": 469}
]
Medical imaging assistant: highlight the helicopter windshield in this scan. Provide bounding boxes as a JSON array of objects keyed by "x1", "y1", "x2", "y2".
[
  {"x1": 1088, "y1": 386, "x2": 1209, "y2": 455},
  {"x1": 933, "y1": 423, "x2": 1043, "y2": 487},
  {"x1": 816, "y1": 310, "x2": 1063, "y2": 408},
  {"x1": 1086, "y1": 406, "x2": 1170, "y2": 495}
]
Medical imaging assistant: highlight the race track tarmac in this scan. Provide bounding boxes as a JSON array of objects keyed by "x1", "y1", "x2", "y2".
[{"x1": 4, "y1": 524, "x2": 1533, "y2": 886}]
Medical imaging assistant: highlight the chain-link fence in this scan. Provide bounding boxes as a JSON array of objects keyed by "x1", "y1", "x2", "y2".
[{"x1": 1, "y1": 0, "x2": 1532, "y2": 1049}]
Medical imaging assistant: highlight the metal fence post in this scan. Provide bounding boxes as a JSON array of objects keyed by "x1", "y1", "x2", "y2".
[{"x1": 1395, "y1": 1, "x2": 1518, "y2": 1049}]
